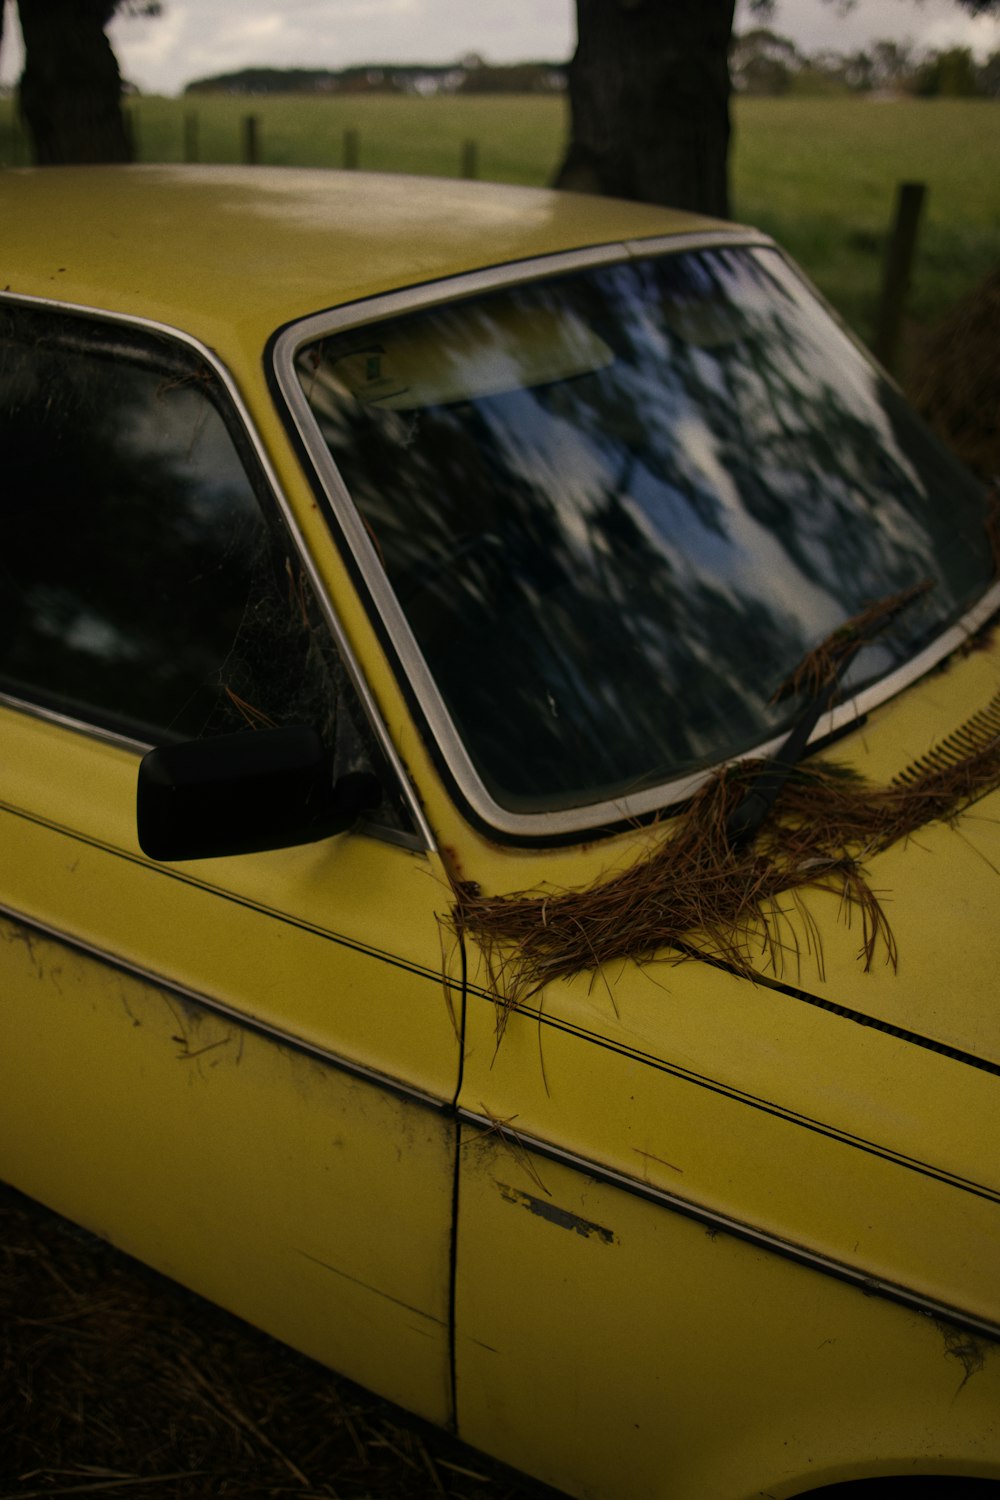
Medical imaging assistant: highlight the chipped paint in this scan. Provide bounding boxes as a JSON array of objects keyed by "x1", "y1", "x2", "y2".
[{"x1": 498, "y1": 1183, "x2": 616, "y2": 1244}]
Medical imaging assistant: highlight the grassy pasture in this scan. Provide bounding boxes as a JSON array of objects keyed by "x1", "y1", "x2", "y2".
[
  {"x1": 730, "y1": 97, "x2": 1000, "y2": 340},
  {"x1": 1, "y1": 91, "x2": 996, "y2": 345}
]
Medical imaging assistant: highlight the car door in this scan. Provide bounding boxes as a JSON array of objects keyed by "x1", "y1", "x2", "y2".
[
  {"x1": 0, "y1": 299, "x2": 461, "y2": 1425},
  {"x1": 453, "y1": 868, "x2": 1000, "y2": 1497}
]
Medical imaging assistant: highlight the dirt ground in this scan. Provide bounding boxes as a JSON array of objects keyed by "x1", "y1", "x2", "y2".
[{"x1": 0, "y1": 1183, "x2": 558, "y2": 1500}]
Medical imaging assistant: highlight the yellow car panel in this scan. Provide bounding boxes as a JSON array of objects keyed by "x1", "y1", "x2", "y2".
[
  {"x1": 461, "y1": 949, "x2": 1000, "y2": 1301},
  {"x1": 0, "y1": 701, "x2": 460, "y2": 1420},
  {"x1": 0, "y1": 913, "x2": 454, "y2": 1419},
  {"x1": 0, "y1": 165, "x2": 713, "y2": 367},
  {"x1": 456, "y1": 1143, "x2": 1000, "y2": 1500}
]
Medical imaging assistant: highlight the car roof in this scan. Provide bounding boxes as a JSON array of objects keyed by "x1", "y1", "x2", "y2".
[{"x1": 1, "y1": 165, "x2": 725, "y2": 356}]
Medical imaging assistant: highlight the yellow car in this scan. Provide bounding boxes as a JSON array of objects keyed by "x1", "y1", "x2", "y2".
[{"x1": 2, "y1": 166, "x2": 998, "y2": 1500}]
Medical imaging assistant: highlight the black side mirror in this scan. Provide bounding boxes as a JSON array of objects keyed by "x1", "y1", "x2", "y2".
[{"x1": 137, "y1": 725, "x2": 381, "y2": 862}]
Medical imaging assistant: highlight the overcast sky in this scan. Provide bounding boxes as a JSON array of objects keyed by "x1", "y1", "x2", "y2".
[{"x1": 1, "y1": 0, "x2": 998, "y2": 94}]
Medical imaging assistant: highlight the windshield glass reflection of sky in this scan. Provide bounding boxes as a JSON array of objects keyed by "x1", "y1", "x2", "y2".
[{"x1": 300, "y1": 247, "x2": 990, "y2": 813}]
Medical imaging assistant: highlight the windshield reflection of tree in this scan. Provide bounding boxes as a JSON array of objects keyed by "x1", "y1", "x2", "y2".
[
  {"x1": 305, "y1": 249, "x2": 990, "y2": 809},
  {"x1": 709, "y1": 251, "x2": 988, "y2": 645},
  {"x1": 2, "y1": 338, "x2": 326, "y2": 743}
]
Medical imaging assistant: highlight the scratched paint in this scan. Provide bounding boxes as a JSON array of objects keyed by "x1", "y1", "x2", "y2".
[{"x1": 498, "y1": 1183, "x2": 616, "y2": 1244}]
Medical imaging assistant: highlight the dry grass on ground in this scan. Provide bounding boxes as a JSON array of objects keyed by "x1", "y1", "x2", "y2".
[{"x1": 0, "y1": 1184, "x2": 558, "y2": 1500}]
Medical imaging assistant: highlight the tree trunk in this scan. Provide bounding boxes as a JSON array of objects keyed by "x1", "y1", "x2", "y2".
[
  {"x1": 554, "y1": 0, "x2": 737, "y2": 219},
  {"x1": 18, "y1": 0, "x2": 131, "y2": 165}
]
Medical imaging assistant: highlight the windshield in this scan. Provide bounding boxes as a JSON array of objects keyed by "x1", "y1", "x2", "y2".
[{"x1": 295, "y1": 245, "x2": 992, "y2": 815}]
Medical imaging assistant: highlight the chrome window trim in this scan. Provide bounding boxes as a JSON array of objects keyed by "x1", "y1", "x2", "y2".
[
  {"x1": 272, "y1": 236, "x2": 1000, "y2": 842},
  {"x1": 0, "y1": 689, "x2": 151, "y2": 755},
  {"x1": 459, "y1": 1106, "x2": 1000, "y2": 1344},
  {"x1": 0, "y1": 291, "x2": 435, "y2": 854}
]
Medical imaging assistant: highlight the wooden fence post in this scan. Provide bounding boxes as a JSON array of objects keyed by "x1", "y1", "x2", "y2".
[
  {"x1": 184, "y1": 111, "x2": 199, "y2": 163},
  {"x1": 343, "y1": 128, "x2": 359, "y2": 169},
  {"x1": 242, "y1": 114, "x2": 259, "y2": 166},
  {"x1": 1, "y1": 112, "x2": 26, "y2": 167},
  {"x1": 873, "y1": 181, "x2": 926, "y2": 376},
  {"x1": 460, "y1": 138, "x2": 478, "y2": 180}
]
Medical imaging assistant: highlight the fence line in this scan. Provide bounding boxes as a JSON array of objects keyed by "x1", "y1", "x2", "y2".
[{"x1": 158, "y1": 109, "x2": 495, "y2": 181}]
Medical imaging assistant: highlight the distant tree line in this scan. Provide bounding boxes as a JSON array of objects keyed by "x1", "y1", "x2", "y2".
[
  {"x1": 181, "y1": 34, "x2": 997, "y2": 112},
  {"x1": 731, "y1": 28, "x2": 1000, "y2": 97},
  {"x1": 183, "y1": 58, "x2": 567, "y2": 99}
]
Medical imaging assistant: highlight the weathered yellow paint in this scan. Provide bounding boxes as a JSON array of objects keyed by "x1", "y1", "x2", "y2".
[
  {"x1": 0, "y1": 706, "x2": 459, "y2": 1088},
  {"x1": 459, "y1": 928, "x2": 1000, "y2": 1307},
  {"x1": 0, "y1": 914, "x2": 453, "y2": 1420},
  {"x1": 456, "y1": 1143, "x2": 1000, "y2": 1499},
  {"x1": 0, "y1": 700, "x2": 461, "y2": 1421}
]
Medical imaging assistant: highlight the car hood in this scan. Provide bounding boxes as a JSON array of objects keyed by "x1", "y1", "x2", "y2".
[{"x1": 764, "y1": 635, "x2": 1000, "y2": 1073}]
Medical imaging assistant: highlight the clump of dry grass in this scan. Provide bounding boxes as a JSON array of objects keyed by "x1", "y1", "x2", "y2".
[
  {"x1": 770, "y1": 580, "x2": 933, "y2": 705},
  {"x1": 454, "y1": 690, "x2": 1000, "y2": 1011}
]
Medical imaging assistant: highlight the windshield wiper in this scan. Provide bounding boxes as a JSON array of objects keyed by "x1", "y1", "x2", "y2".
[{"x1": 725, "y1": 579, "x2": 933, "y2": 849}]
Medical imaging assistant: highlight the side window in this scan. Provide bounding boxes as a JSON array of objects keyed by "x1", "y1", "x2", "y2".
[{"x1": 0, "y1": 304, "x2": 409, "y2": 831}]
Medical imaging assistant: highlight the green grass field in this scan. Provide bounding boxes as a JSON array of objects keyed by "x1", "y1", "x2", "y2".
[
  {"x1": 730, "y1": 97, "x2": 999, "y2": 341},
  {"x1": 1, "y1": 92, "x2": 996, "y2": 345}
]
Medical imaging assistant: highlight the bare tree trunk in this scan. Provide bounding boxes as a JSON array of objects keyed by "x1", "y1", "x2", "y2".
[
  {"x1": 554, "y1": 0, "x2": 737, "y2": 219},
  {"x1": 17, "y1": 0, "x2": 131, "y2": 165}
]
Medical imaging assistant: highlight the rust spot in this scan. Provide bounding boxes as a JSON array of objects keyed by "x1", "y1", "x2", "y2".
[{"x1": 439, "y1": 843, "x2": 470, "y2": 887}]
